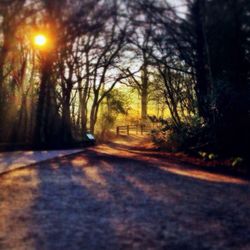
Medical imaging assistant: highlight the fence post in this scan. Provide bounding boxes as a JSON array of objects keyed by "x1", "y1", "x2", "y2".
[
  {"x1": 141, "y1": 125, "x2": 143, "y2": 135},
  {"x1": 116, "y1": 127, "x2": 120, "y2": 136},
  {"x1": 127, "y1": 125, "x2": 129, "y2": 135}
]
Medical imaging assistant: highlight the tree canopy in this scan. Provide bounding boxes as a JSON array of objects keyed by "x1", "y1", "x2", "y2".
[{"x1": 0, "y1": 0, "x2": 249, "y2": 160}]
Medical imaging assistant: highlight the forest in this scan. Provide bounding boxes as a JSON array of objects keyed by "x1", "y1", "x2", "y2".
[{"x1": 0, "y1": 0, "x2": 249, "y2": 163}]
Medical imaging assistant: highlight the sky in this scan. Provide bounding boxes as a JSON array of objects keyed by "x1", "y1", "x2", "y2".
[{"x1": 168, "y1": 0, "x2": 188, "y2": 17}]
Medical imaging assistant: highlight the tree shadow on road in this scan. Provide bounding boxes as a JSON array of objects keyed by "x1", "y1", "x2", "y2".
[{"x1": 0, "y1": 148, "x2": 250, "y2": 250}]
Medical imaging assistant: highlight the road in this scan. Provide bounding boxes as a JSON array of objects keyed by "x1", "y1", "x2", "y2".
[{"x1": 0, "y1": 137, "x2": 250, "y2": 250}]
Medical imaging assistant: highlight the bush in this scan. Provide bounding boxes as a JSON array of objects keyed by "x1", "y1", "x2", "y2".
[{"x1": 151, "y1": 116, "x2": 215, "y2": 153}]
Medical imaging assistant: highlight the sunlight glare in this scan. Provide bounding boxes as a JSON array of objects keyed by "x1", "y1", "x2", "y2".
[{"x1": 34, "y1": 34, "x2": 47, "y2": 47}]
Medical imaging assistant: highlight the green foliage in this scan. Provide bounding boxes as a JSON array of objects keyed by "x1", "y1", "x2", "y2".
[
  {"x1": 231, "y1": 157, "x2": 244, "y2": 168},
  {"x1": 98, "y1": 90, "x2": 129, "y2": 138},
  {"x1": 106, "y1": 92, "x2": 128, "y2": 115},
  {"x1": 152, "y1": 116, "x2": 215, "y2": 152},
  {"x1": 173, "y1": 0, "x2": 249, "y2": 159},
  {"x1": 198, "y1": 152, "x2": 217, "y2": 161}
]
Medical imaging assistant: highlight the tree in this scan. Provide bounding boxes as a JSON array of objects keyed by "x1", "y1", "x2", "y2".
[{"x1": 88, "y1": 6, "x2": 130, "y2": 133}]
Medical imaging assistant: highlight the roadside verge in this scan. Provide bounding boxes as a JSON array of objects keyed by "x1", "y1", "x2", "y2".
[{"x1": 0, "y1": 149, "x2": 84, "y2": 175}]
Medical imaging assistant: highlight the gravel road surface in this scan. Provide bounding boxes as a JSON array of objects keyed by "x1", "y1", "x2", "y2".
[{"x1": 0, "y1": 138, "x2": 249, "y2": 250}]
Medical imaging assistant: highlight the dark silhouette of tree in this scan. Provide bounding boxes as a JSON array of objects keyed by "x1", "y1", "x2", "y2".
[{"x1": 0, "y1": 0, "x2": 248, "y2": 160}]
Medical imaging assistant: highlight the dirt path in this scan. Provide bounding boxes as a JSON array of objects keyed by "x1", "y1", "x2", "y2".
[{"x1": 0, "y1": 136, "x2": 250, "y2": 250}]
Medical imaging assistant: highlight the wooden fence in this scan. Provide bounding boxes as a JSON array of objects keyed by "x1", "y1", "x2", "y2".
[{"x1": 116, "y1": 124, "x2": 151, "y2": 136}]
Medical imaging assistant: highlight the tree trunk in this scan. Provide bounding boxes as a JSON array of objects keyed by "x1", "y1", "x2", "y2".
[
  {"x1": 141, "y1": 54, "x2": 149, "y2": 121},
  {"x1": 0, "y1": 35, "x2": 10, "y2": 141},
  {"x1": 34, "y1": 55, "x2": 58, "y2": 145},
  {"x1": 90, "y1": 100, "x2": 98, "y2": 134},
  {"x1": 192, "y1": 0, "x2": 212, "y2": 122},
  {"x1": 141, "y1": 87, "x2": 148, "y2": 121},
  {"x1": 61, "y1": 92, "x2": 72, "y2": 143}
]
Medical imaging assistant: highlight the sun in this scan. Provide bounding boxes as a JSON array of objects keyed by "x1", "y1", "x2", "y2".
[{"x1": 34, "y1": 34, "x2": 47, "y2": 47}]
